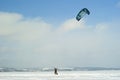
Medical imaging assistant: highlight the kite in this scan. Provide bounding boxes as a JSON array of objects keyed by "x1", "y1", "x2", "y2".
[{"x1": 76, "y1": 8, "x2": 90, "y2": 21}]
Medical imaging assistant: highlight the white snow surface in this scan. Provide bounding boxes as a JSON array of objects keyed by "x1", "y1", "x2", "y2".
[{"x1": 0, "y1": 71, "x2": 120, "y2": 80}]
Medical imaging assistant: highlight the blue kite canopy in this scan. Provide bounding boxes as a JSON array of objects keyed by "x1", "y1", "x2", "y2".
[{"x1": 76, "y1": 8, "x2": 90, "y2": 21}]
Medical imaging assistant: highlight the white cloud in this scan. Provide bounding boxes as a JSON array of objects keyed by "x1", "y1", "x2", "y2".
[
  {"x1": 0, "y1": 12, "x2": 23, "y2": 35},
  {"x1": 58, "y1": 18, "x2": 86, "y2": 32},
  {"x1": 0, "y1": 12, "x2": 120, "y2": 68},
  {"x1": 0, "y1": 12, "x2": 52, "y2": 42},
  {"x1": 95, "y1": 23, "x2": 108, "y2": 32},
  {"x1": 0, "y1": 12, "x2": 23, "y2": 23}
]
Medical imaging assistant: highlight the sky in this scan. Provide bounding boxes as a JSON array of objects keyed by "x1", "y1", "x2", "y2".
[{"x1": 0, "y1": 0, "x2": 120, "y2": 68}]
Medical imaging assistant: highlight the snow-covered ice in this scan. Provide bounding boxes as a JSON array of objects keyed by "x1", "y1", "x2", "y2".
[{"x1": 0, "y1": 70, "x2": 120, "y2": 80}]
